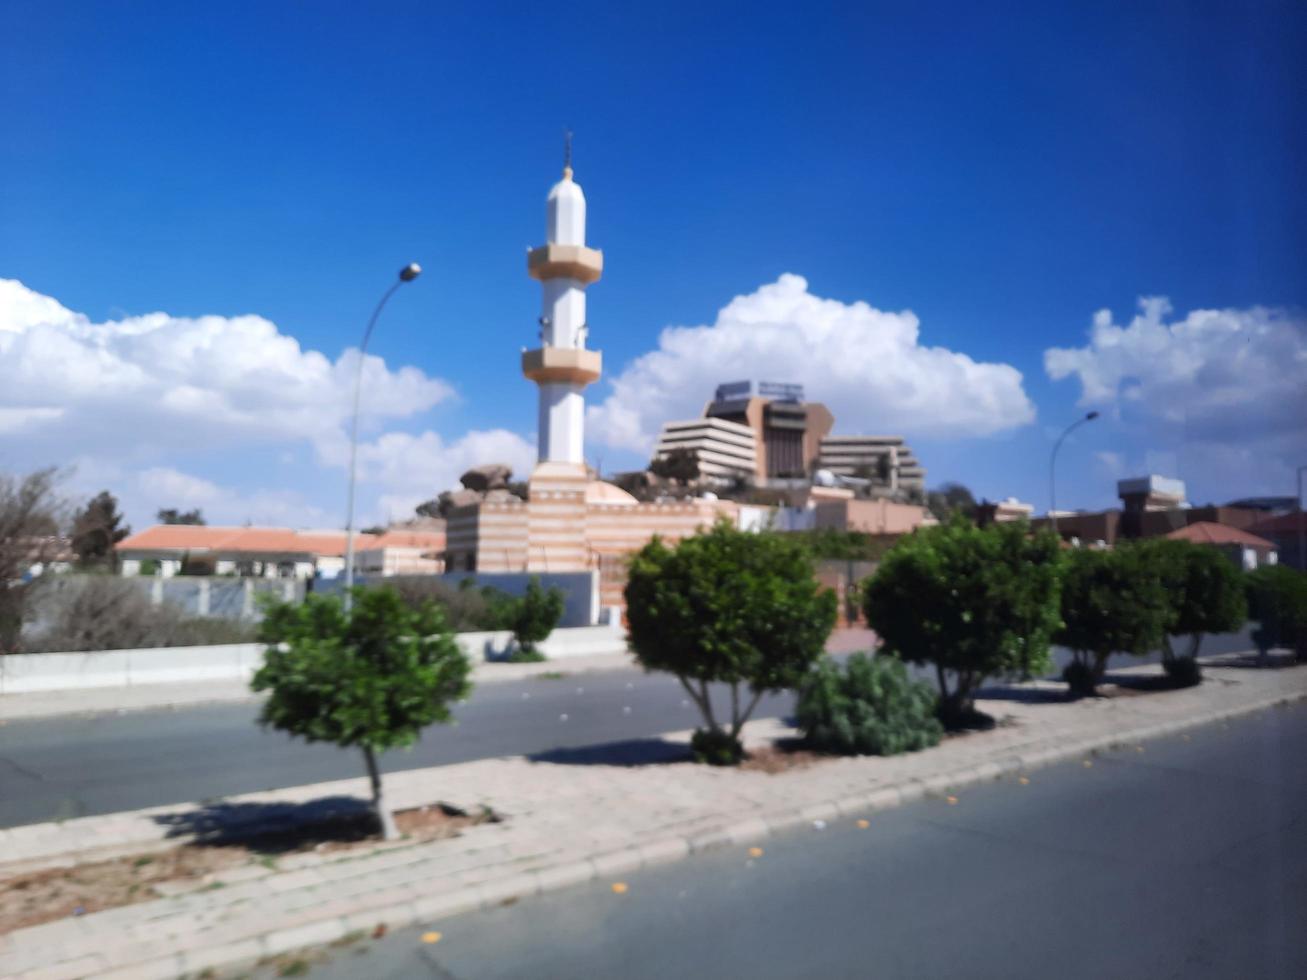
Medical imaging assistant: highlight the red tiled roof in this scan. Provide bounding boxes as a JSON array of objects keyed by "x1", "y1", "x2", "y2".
[
  {"x1": 1164, "y1": 522, "x2": 1275, "y2": 549},
  {"x1": 115, "y1": 525, "x2": 382, "y2": 558},
  {"x1": 364, "y1": 529, "x2": 446, "y2": 551}
]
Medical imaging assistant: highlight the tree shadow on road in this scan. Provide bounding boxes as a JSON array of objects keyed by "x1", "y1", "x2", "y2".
[
  {"x1": 974, "y1": 685, "x2": 1069, "y2": 705},
  {"x1": 151, "y1": 795, "x2": 386, "y2": 852},
  {"x1": 1204, "y1": 651, "x2": 1299, "y2": 670},
  {"x1": 527, "y1": 737, "x2": 692, "y2": 767}
]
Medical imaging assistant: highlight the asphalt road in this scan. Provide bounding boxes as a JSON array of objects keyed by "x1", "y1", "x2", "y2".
[
  {"x1": 0, "y1": 629, "x2": 1253, "y2": 828},
  {"x1": 280, "y1": 699, "x2": 1307, "y2": 980}
]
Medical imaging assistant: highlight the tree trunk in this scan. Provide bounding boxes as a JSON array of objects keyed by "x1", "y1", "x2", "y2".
[
  {"x1": 1160, "y1": 634, "x2": 1176, "y2": 666},
  {"x1": 362, "y1": 745, "x2": 399, "y2": 841},
  {"x1": 1187, "y1": 633, "x2": 1202, "y2": 660}
]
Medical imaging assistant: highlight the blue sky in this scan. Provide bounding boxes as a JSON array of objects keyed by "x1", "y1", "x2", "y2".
[{"x1": 2, "y1": 1, "x2": 1304, "y2": 527}]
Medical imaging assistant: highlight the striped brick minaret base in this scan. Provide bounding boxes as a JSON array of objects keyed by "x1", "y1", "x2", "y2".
[{"x1": 526, "y1": 461, "x2": 591, "y2": 572}]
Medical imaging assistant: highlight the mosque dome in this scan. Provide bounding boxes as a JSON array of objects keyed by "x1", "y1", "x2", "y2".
[{"x1": 585, "y1": 480, "x2": 638, "y2": 506}]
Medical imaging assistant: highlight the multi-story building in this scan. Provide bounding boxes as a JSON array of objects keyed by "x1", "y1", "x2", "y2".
[
  {"x1": 652, "y1": 417, "x2": 757, "y2": 481},
  {"x1": 815, "y1": 434, "x2": 926, "y2": 493}
]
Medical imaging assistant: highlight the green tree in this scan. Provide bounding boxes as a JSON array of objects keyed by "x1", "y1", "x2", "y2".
[
  {"x1": 1056, "y1": 545, "x2": 1170, "y2": 696},
  {"x1": 1245, "y1": 564, "x2": 1307, "y2": 662},
  {"x1": 70, "y1": 491, "x2": 130, "y2": 569},
  {"x1": 0, "y1": 468, "x2": 65, "y2": 653},
  {"x1": 796, "y1": 654, "x2": 943, "y2": 756},
  {"x1": 509, "y1": 577, "x2": 565, "y2": 662},
  {"x1": 1142, "y1": 539, "x2": 1246, "y2": 681},
  {"x1": 625, "y1": 521, "x2": 837, "y2": 764},
  {"x1": 925, "y1": 482, "x2": 977, "y2": 523},
  {"x1": 157, "y1": 508, "x2": 206, "y2": 525},
  {"x1": 649, "y1": 447, "x2": 700, "y2": 486},
  {"x1": 252, "y1": 587, "x2": 472, "y2": 839},
  {"x1": 863, "y1": 519, "x2": 1063, "y2": 727}
]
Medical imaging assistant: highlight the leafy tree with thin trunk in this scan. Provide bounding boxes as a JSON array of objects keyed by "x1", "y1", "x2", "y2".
[
  {"x1": 1141, "y1": 539, "x2": 1246, "y2": 684},
  {"x1": 71, "y1": 491, "x2": 130, "y2": 569},
  {"x1": 625, "y1": 521, "x2": 837, "y2": 764},
  {"x1": 252, "y1": 587, "x2": 471, "y2": 839},
  {"x1": 863, "y1": 518, "x2": 1063, "y2": 727},
  {"x1": 1056, "y1": 544, "x2": 1170, "y2": 696}
]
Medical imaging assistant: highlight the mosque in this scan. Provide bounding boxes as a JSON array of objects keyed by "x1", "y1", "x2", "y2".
[
  {"x1": 442, "y1": 153, "x2": 928, "y2": 614},
  {"x1": 441, "y1": 155, "x2": 737, "y2": 611}
]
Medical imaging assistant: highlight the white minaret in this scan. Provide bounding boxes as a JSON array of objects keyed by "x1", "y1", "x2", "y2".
[{"x1": 521, "y1": 142, "x2": 603, "y2": 465}]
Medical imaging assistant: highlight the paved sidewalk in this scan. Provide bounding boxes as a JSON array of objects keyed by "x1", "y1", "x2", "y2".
[
  {"x1": 0, "y1": 651, "x2": 638, "y2": 722},
  {"x1": 1, "y1": 655, "x2": 1303, "y2": 979}
]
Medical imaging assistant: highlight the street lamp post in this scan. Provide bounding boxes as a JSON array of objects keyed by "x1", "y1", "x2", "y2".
[
  {"x1": 343, "y1": 263, "x2": 421, "y2": 612},
  {"x1": 1049, "y1": 411, "x2": 1100, "y2": 537}
]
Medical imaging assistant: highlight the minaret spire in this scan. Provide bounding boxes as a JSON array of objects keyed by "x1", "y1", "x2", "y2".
[{"x1": 521, "y1": 151, "x2": 604, "y2": 466}]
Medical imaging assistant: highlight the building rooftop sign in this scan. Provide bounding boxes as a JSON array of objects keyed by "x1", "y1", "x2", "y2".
[
  {"x1": 714, "y1": 380, "x2": 752, "y2": 401},
  {"x1": 758, "y1": 381, "x2": 804, "y2": 403}
]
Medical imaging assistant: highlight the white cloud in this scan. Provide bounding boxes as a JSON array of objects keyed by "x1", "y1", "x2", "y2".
[
  {"x1": 586, "y1": 274, "x2": 1035, "y2": 454},
  {"x1": 355, "y1": 429, "x2": 538, "y2": 523},
  {"x1": 1044, "y1": 297, "x2": 1307, "y2": 495},
  {"x1": 0, "y1": 279, "x2": 531, "y2": 528},
  {"x1": 0, "y1": 278, "x2": 453, "y2": 459},
  {"x1": 1045, "y1": 297, "x2": 1307, "y2": 440}
]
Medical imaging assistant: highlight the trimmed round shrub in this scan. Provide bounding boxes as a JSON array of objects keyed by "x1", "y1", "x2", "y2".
[
  {"x1": 1162, "y1": 655, "x2": 1203, "y2": 688},
  {"x1": 1246, "y1": 565, "x2": 1307, "y2": 661},
  {"x1": 1062, "y1": 661, "x2": 1097, "y2": 698},
  {"x1": 797, "y1": 654, "x2": 944, "y2": 756},
  {"x1": 690, "y1": 728, "x2": 745, "y2": 766}
]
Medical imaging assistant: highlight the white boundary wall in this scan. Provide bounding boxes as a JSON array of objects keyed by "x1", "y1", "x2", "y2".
[{"x1": 0, "y1": 625, "x2": 626, "y2": 695}]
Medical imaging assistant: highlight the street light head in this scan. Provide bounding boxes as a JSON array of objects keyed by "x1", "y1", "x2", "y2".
[
  {"x1": 399, "y1": 263, "x2": 421, "y2": 282},
  {"x1": 1086, "y1": 410, "x2": 1100, "y2": 421}
]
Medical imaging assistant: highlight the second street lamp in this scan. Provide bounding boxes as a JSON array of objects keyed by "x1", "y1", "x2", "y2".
[
  {"x1": 1049, "y1": 410, "x2": 1100, "y2": 538},
  {"x1": 343, "y1": 263, "x2": 421, "y2": 612}
]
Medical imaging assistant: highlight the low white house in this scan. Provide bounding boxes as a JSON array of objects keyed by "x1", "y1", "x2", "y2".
[{"x1": 115, "y1": 524, "x2": 446, "y2": 580}]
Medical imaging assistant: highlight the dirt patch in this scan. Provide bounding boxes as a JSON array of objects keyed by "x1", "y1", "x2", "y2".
[
  {"x1": 740, "y1": 741, "x2": 829, "y2": 774},
  {"x1": 0, "y1": 803, "x2": 492, "y2": 935}
]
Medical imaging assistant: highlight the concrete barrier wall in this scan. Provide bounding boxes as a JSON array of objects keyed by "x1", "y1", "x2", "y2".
[
  {"x1": 0, "y1": 644, "x2": 264, "y2": 694},
  {"x1": 0, "y1": 625, "x2": 627, "y2": 695}
]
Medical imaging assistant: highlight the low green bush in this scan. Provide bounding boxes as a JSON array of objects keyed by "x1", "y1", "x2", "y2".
[
  {"x1": 1061, "y1": 661, "x2": 1097, "y2": 698},
  {"x1": 690, "y1": 727, "x2": 745, "y2": 766},
  {"x1": 796, "y1": 654, "x2": 943, "y2": 756},
  {"x1": 510, "y1": 577, "x2": 564, "y2": 659},
  {"x1": 384, "y1": 577, "x2": 520, "y2": 632},
  {"x1": 21, "y1": 576, "x2": 257, "y2": 653},
  {"x1": 1246, "y1": 565, "x2": 1307, "y2": 661},
  {"x1": 1162, "y1": 655, "x2": 1203, "y2": 688}
]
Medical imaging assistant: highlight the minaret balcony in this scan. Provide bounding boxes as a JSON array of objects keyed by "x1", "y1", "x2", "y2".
[
  {"x1": 527, "y1": 244, "x2": 604, "y2": 285},
  {"x1": 522, "y1": 347, "x2": 603, "y2": 386}
]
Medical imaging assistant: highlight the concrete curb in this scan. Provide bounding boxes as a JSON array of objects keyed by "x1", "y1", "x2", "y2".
[{"x1": 55, "y1": 684, "x2": 1303, "y2": 980}]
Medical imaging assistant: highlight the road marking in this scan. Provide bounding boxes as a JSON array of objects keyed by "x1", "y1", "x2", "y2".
[
  {"x1": 1018, "y1": 776, "x2": 1030, "y2": 785},
  {"x1": 748, "y1": 846, "x2": 764, "y2": 858},
  {"x1": 945, "y1": 795, "x2": 959, "y2": 806},
  {"x1": 611, "y1": 882, "x2": 628, "y2": 894},
  {"x1": 1082, "y1": 759, "x2": 1093, "y2": 767},
  {"x1": 422, "y1": 931, "x2": 442, "y2": 944},
  {"x1": 856, "y1": 819, "x2": 870, "y2": 829}
]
